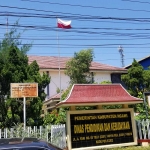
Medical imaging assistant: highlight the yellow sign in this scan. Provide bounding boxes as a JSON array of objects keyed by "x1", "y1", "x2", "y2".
[
  {"x1": 67, "y1": 109, "x2": 137, "y2": 150},
  {"x1": 10, "y1": 83, "x2": 38, "y2": 98}
]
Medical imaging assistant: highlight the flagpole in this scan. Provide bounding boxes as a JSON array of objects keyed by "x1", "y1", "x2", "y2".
[
  {"x1": 56, "y1": 18, "x2": 71, "y2": 101},
  {"x1": 56, "y1": 18, "x2": 61, "y2": 101}
]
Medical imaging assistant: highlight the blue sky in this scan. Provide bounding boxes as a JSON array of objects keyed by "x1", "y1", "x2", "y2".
[{"x1": 0, "y1": 0, "x2": 150, "y2": 67}]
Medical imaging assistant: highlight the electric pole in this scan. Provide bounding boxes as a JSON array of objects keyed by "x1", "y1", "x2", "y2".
[
  {"x1": 6, "y1": 17, "x2": 8, "y2": 34},
  {"x1": 118, "y1": 45, "x2": 125, "y2": 67}
]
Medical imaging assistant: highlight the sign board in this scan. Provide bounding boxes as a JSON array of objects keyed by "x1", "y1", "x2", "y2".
[
  {"x1": 67, "y1": 109, "x2": 137, "y2": 150},
  {"x1": 10, "y1": 83, "x2": 38, "y2": 98}
]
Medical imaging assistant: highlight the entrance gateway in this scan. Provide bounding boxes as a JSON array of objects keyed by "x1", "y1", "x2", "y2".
[{"x1": 56, "y1": 84, "x2": 143, "y2": 150}]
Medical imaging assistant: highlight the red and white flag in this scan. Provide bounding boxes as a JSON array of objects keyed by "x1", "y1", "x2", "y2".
[{"x1": 57, "y1": 18, "x2": 71, "y2": 29}]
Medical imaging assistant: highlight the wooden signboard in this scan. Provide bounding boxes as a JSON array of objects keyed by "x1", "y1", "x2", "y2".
[
  {"x1": 10, "y1": 83, "x2": 38, "y2": 98},
  {"x1": 67, "y1": 108, "x2": 137, "y2": 150}
]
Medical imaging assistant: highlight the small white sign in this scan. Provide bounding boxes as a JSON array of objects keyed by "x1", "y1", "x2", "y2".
[{"x1": 10, "y1": 83, "x2": 38, "y2": 98}]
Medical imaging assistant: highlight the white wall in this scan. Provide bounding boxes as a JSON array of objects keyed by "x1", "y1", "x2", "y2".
[
  {"x1": 93, "y1": 72, "x2": 111, "y2": 84},
  {"x1": 42, "y1": 70, "x2": 112, "y2": 100},
  {"x1": 49, "y1": 70, "x2": 70, "y2": 98}
]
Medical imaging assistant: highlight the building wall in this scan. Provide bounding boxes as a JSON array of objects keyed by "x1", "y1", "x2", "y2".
[
  {"x1": 139, "y1": 59, "x2": 150, "y2": 70},
  {"x1": 42, "y1": 70, "x2": 113, "y2": 99},
  {"x1": 45, "y1": 70, "x2": 70, "y2": 98},
  {"x1": 94, "y1": 72, "x2": 111, "y2": 84},
  {"x1": 125, "y1": 57, "x2": 150, "y2": 70}
]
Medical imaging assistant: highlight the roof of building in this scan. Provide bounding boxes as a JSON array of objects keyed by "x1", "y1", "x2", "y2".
[
  {"x1": 49, "y1": 93, "x2": 61, "y2": 99},
  {"x1": 28, "y1": 55, "x2": 127, "y2": 72},
  {"x1": 125, "y1": 55, "x2": 150, "y2": 69},
  {"x1": 56, "y1": 84, "x2": 143, "y2": 107},
  {"x1": 43, "y1": 93, "x2": 61, "y2": 105}
]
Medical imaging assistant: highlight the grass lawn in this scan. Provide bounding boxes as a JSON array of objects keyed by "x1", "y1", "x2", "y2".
[{"x1": 101, "y1": 145, "x2": 150, "y2": 150}]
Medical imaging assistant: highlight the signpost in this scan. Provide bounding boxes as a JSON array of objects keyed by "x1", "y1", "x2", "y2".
[
  {"x1": 10, "y1": 83, "x2": 38, "y2": 130},
  {"x1": 67, "y1": 109, "x2": 137, "y2": 150}
]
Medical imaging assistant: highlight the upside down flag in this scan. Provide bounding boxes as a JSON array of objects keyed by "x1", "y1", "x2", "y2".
[{"x1": 57, "y1": 18, "x2": 71, "y2": 29}]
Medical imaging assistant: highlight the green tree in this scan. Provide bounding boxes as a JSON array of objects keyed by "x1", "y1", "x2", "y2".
[
  {"x1": 44, "y1": 49, "x2": 95, "y2": 125},
  {"x1": 122, "y1": 59, "x2": 150, "y2": 119},
  {"x1": 122, "y1": 59, "x2": 144, "y2": 97},
  {"x1": 100, "y1": 81, "x2": 112, "y2": 84},
  {"x1": 0, "y1": 45, "x2": 29, "y2": 127},
  {"x1": 43, "y1": 109, "x2": 66, "y2": 125},
  {"x1": 0, "y1": 21, "x2": 31, "y2": 55},
  {"x1": 0, "y1": 26, "x2": 50, "y2": 127},
  {"x1": 26, "y1": 60, "x2": 50, "y2": 126},
  {"x1": 0, "y1": 22, "x2": 31, "y2": 126},
  {"x1": 65, "y1": 49, "x2": 94, "y2": 84}
]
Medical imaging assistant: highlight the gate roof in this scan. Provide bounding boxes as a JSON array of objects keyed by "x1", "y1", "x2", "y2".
[{"x1": 56, "y1": 84, "x2": 143, "y2": 107}]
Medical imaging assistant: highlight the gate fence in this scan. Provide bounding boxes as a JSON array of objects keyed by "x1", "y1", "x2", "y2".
[
  {"x1": 136, "y1": 119, "x2": 150, "y2": 140},
  {"x1": 51, "y1": 124, "x2": 66, "y2": 148},
  {"x1": 0, "y1": 125, "x2": 51, "y2": 141},
  {"x1": 0, "y1": 120, "x2": 150, "y2": 149}
]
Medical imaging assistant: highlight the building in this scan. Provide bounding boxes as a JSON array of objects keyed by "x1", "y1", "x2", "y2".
[
  {"x1": 28, "y1": 55, "x2": 127, "y2": 113},
  {"x1": 125, "y1": 55, "x2": 150, "y2": 70}
]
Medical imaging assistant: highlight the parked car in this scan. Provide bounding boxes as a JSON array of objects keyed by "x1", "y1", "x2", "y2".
[{"x1": 0, "y1": 137, "x2": 63, "y2": 150}]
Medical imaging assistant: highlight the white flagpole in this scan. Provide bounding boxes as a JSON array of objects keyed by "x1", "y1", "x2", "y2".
[
  {"x1": 56, "y1": 18, "x2": 61, "y2": 101},
  {"x1": 23, "y1": 97, "x2": 26, "y2": 130}
]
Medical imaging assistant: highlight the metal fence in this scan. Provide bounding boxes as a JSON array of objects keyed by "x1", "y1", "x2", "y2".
[
  {"x1": 51, "y1": 124, "x2": 66, "y2": 149},
  {"x1": 0, "y1": 125, "x2": 50, "y2": 140},
  {"x1": 136, "y1": 119, "x2": 150, "y2": 140}
]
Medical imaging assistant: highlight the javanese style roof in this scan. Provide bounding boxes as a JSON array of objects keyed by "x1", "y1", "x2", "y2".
[
  {"x1": 56, "y1": 84, "x2": 143, "y2": 107},
  {"x1": 28, "y1": 55, "x2": 127, "y2": 72}
]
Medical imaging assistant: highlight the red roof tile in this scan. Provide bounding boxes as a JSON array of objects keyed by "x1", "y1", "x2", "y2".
[
  {"x1": 56, "y1": 84, "x2": 143, "y2": 107},
  {"x1": 43, "y1": 93, "x2": 61, "y2": 104},
  {"x1": 28, "y1": 55, "x2": 127, "y2": 72}
]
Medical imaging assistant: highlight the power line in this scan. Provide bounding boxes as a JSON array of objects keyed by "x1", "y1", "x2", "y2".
[
  {"x1": 0, "y1": 37, "x2": 149, "y2": 41},
  {"x1": 2, "y1": 23, "x2": 150, "y2": 38},
  {"x1": 3, "y1": 5, "x2": 150, "y2": 22},
  {"x1": 21, "y1": 0, "x2": 150, "y2": 13},
  {"x1": 6, "y1": 45, "x2": 150, "y2": 49},
  {"x1": 0, "y1": 5, "x2": 102, "y2": 19},
  {"x1": 122, "y1": 0, "x2": 150, "y2": 5},
  {"x1": 2, "y1": 14, "x2": 150, "y2": 25},
  {"x1": 1, "y1": 29, "x2": 150, "y2": 39},
  {"x1": 1, "y1": 12, "x2": 150, "y2": 23},
  {"x1": 27, "y1": 51, "x2": 150, "y2": 54},
  {"x1": 2, "y1": 21, "x2": 150, "y2": 31},
  {"x1": 2, "y1": 10, "x2": 150, "y2": 22},
  {"x1": 0, "y1": 2, "x2": 150, "y2": 67},
  {"x1": 2, "y1": 43, "x2": 150, "y2": 46}
]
